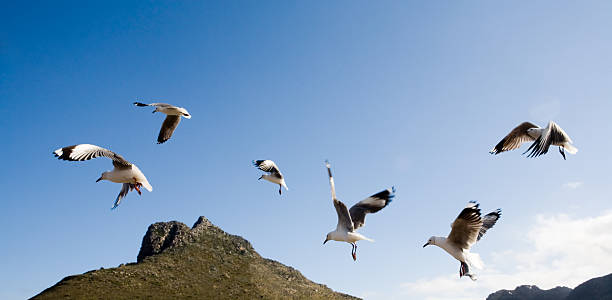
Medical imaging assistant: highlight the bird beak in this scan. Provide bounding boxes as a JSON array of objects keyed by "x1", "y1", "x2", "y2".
[
  {"x1": 152, "y1": 110, "x2": 156, "y2": 113},
  {"x1": 323, "y1": 238, "x2": 329, "y2": 245},
  {"x1": 96, "y1": 176, "x2": 102, "y2": 182},
  {"x1": 258, "y1": 176, "x2": 263, "y2": 180},
  {"x1": 423, "y1": 242, "x2": 429, "y2": 248}
]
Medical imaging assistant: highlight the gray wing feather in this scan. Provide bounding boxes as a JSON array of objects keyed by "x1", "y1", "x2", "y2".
[
  {"x1": 525, "y1": 121, "x2": 570, "y2": 158},
  {"x1": 53, "y1": 144, "x2": 132, "y2": 169},
  {"x1": 447, "y1": 202, "x2": 483, "y2": 250},
  {"x1": 253, "y1": 160, "x2": 282, "y2": 176},
  {"x1": 349, "y1": 187, "x2": 395, "y2": 230},
  {"x1": 113, "y1": 183, "x2": 134, "y2": 209},
  {"x1": 157, "y1": 115, "x2": 181, "y2": 144},
  {"x1": 478, "y1": 209, "x2": 501, "y2": 241},
  {"x1": 334, "y1": 199, "x2": 354, "y2": 232}
]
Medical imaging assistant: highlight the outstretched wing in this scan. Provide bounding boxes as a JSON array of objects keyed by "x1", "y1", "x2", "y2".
[
  {"x1": 490, "y1": 122, "x2": 539, "y2": 154},
  {"x1": 334, "y1": 199, "x2": 354, "y2": 233},
  {"x1": 478, "y1": 209, "x2": 502, "y2": 241},
  {"x1": 53, "y1": 144, "x2": 132, "y2": 169},
  {"x1": 524, "y1": 121, "x2": 572, "y2": 158},
  {"x1": 326, "y1": 160, "x2": 353, "y2": 232},
  {"x1": 349, "y1": 187, "x2": 395, "y2": 230},
  {"x1": 157, "y1": 115, "x2": 181, "y2": 144},
  {"x1": 253, "y1": 160, "x2": 282, "y2": 176},
  {"x1": 134, "y1": 102, "x2": 173, "y2": 108},
  {"x1": 447, "y1": 201, "x2": 483, "y2": 250}
]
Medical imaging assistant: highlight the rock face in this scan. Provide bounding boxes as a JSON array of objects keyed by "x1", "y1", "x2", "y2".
[
  {"x1": 487, "y1": 273, "x2": 612, "y2": 300},
  {"x1": 32, "y1": 216, "x2": 358, "y2": 300},
  {"x1": 486, "y1": 285, "x2": 572, "y2": 300},
  {"x1": 566, "y1": 273, "x2": 612, "y2": 300}
]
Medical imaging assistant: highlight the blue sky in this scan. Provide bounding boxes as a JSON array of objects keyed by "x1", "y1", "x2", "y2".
[{"x1": 2, "y1": 1, "x2": 612, "y2": 299}]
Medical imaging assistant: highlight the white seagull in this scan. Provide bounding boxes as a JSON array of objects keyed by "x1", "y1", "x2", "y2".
[
  {"x1": 253, "y1": 160, "x2": 288, "y2": 195},
  {"x1": 134, "y1": 102, "x2": 191, "y2": 144},
  {"x1": 423, "y1": 201, "x2": 501, "y2": 281},
  {"x1": 323, "y1": 161, "x2": 394, "y2": 261},
  {"x1": 490, "y1": 121, "x2": 577, "y2": 160},
  {"x1": 53, "y1": 144, "x2": 153, "y2": 209}
]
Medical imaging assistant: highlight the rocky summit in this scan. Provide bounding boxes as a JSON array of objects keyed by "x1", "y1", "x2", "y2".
[{"x1": 32, "y1": 216, "x2": 358, "y2": 300}]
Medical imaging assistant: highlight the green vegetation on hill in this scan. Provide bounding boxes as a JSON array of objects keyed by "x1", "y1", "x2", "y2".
[{"x1": 32, "y1": 216, "x2": 358, "y2": 300}]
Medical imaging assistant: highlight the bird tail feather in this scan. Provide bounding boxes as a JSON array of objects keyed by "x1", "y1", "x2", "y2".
[
  {"x1": 563, "y1": 143, "x2": 578, "y2": 154},
  {"x1": 466, "y1": 252, "x2": 484, "y2": 270}
]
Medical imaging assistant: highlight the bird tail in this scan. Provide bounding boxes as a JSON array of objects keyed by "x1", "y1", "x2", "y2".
[
  {"x1": 142, "y1": 180, "x2": 153, "y2": 192},
  {"x1": 465, "y1": 252, "x2": 484, "y2": 270},
  {"x1": 563, "y1": 143, "x2": 578, "y2": 154}
]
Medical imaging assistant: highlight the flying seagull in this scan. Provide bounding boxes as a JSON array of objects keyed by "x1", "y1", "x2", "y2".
[
  {"x1": 323, "y1": 161, "x2": 394, "y2": 261},
  {"x1": 253, "y1": 160, "x2": 288, "y2": 195},
  {"x1": 423, "y1": 201, "x2": 501, "y2": 281},
  {"x1": 490, "y1": 121, "x2": 577, "y2": 160},
  {"x1": 134, "y1": 102, "x2": 191, "y2": 144},
  {"x1": 53, "y1": 144, "x2": 153, "y2": 209}
]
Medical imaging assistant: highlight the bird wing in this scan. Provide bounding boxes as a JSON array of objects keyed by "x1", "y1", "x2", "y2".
[
  {"x1": 478, "y1": 209, "x2": 502, "y2": 241},
  {"x1": 349, "y1": 187, "x2": 395, "y2": 230},
  {"x1": 253, "y1": 160, "x2": 282, "y2": 176},
  {"x1": 134, "y1": 102, "x2": 173, "y2": 108},
  {"x1": 113, "y1": 183, "x2": 134, "y2": 209},
  {"x1": 490, "y1": 122, "x2": 539, "y2": 154},
  {"x1": 53, "y1": 144, "x2": 132, "y2": 169},
  {"x1": 334, "y1": 198, "x2": 354, "y2": 233},
  {"x1": 447, "y1": 201, "x2": 483, "y2": 250},
  {"x1": 157, "y1": 115, "x2": 181, "y2": 144},
  {"x1": 524, "y1": 121, "x2": 571, "y2": 158},
  {"x1": 325, "y1": 161, "x2": 353, "y2": 232}
]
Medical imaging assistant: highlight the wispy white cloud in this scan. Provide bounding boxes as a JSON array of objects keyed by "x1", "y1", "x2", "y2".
[
  {"x1": 399, "y1": 211, "x2": 612, "y2": 300},
  {"x1": 563, "y1": 181, "x2": 583, "y2": 189}
]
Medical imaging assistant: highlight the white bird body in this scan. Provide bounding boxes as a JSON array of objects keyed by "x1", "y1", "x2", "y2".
[
  {"x1": 261, "y1": 174, "x2": 288, "y2": 190},
  {"x1": 53, "y1": 144, "x2": 152, "y2": 209},
  {"x1": 323, "y1": 161, "x2": 394, "y2": 261},
  {"x1": 327, "y1": 229, "x2": 373, "y2": 244},
  {"x1": 427, "y1": 236, "x2": 481, "y2": 269},
  {"x1": 423, "y1": 202, "x2": 499, "y2": 280},
  {"x1": 491, "y1": 121, "x2": 577, "y2": 159},
  {"x1": 134, "y1": 102, "x2": 191, "y2": 144},
  {"x1": 101, "y1": 164, "x2": 152, "y2": 191},
  {"x1": 152, "y1": 104, "x2": 191, "y2": 118},
  {"x1": 253, "y1": 160, "x2": 288, "y2": 195}
]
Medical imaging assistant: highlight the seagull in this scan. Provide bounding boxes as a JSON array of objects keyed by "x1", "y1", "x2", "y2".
[
  {"x1": 490, "y1": 121, "x2": 577, "y2": 160},
  {"x1": 423, "y1": 201, "x2": 501, "y2": 281},
  {"x1": 53, "y1": 144, "x2": 153, "y2": 209},
  {"x1": 253, "y1": 160, "x2": 288, "y2": 195},
  {"x1": 323, "y1": 161, "x2": 394, "y2": 261},
  {"x1": 134, "y1": 102, "x2": 191, "y2": 144}
]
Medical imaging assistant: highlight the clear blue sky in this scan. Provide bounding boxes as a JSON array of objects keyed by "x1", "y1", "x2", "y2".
[{"x1": 2, "y1": 1, "x2": 612, "y2": 299}]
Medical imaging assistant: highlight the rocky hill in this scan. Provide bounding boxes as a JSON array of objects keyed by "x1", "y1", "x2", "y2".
[
  {"x1": 487, "y1": 273, "x2": 612, "y2": 300},
  {"x1": 32, "y1": 216, "x2": 358, "y2": 300}
]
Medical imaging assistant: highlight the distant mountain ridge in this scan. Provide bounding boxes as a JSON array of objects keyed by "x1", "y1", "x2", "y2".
[
  {"x1": 32, "y1": 216, "x2": 358, "y2": 300},
  {"x1": 487, "y1": 273, "x2": 612, "y2": 300}
]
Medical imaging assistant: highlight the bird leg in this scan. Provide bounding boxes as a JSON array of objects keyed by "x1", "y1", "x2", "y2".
[
  {"x1": 133, "y1": 181, "x2": 142, "y2": 195},
  {"x1": 559, "y1": 147, "x2": 566, "y2": 160},
  {"x1": 279, "y1": 185, "x2": 282, "y2": 195},
  {"x1": 351, "y1": 243, "x2": 357, "y2": 261}
]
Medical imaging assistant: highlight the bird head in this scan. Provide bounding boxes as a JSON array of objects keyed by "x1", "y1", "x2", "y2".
[
  {"x1": 423, "y1": 236, "x2": 435, "y2": 248},
  {"x1": 96, "y1": 171, "x2": 109, "y2": 182}
]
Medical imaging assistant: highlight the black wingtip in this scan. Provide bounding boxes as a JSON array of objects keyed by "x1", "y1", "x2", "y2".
[{"x1": 134, "y1": 102, "x2": 148, "y2": 107}]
